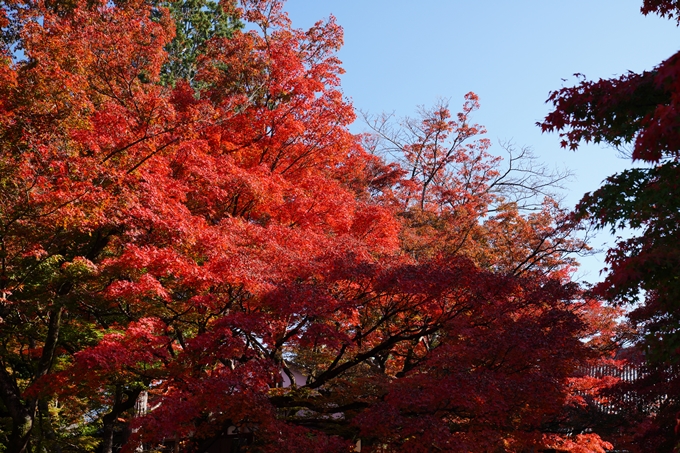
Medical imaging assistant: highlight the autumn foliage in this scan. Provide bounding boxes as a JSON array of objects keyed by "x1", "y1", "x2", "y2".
[
  {"x1": 541, "y1": 1, "x2": 680, "y2": 451},
  {"x1": 0, "y1": 0, "x2": 617, "y2": 452}
]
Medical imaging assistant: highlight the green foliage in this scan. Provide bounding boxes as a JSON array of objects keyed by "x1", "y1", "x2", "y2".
[{"x1": 160, "y1": 0, "x2": 242, "y2": 86}]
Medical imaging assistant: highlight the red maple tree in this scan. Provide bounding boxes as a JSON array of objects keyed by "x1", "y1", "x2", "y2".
[
  {"x1": 0, "y1": 0, "x2": 616, "y2": 452},
  {"x1": 541, "y1": 1, "x2": 680, "y2": 451}
]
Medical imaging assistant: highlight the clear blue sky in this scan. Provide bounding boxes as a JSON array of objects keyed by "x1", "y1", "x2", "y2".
[{"x1": 282, "y1": 0, "x2": 679, "y2": 283}]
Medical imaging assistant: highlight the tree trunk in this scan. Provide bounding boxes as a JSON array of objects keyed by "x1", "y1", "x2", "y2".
[
  {"x1": 0, "y1": 307, "x2": 63, "y2": 453},
  {"x1": 0, "y1": 366, "x2": 33, "y2": 453},
  {"x1": 7, "y1": 413, "x2": 32, "y2": 453},
  {"x1": 38, "y1": 399, "x2": 62, "y2": 453},
  {"x1": 101, "y1": 386, "x2": 143, "y2": 453}
]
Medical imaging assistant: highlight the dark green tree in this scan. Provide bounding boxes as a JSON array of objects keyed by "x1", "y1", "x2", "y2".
[{"x1": 160, "y1": 0, "x2": 242, "y2": 86}]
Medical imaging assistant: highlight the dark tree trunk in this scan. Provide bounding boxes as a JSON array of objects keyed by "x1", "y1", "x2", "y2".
[
  {"x1": 38, "y1": 399, "x2": 62, "y2": 453},
  {"x1": 0, "y1": 307, "x2": 63, "y2": 453},
  {"x1": 101, "y1": 386, "x2": 143, "y2": 453}
]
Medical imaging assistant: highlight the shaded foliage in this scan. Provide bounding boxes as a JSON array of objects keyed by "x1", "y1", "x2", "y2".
[{"x1": 541, "y1": 0, "x2": 680, "y2": 450}]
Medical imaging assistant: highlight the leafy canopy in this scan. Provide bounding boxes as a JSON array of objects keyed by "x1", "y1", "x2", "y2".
[
  {"x1": 541, "y1": 0, "x2": 680, "y2": 450},
  {"x1": 0, "y1": 0, "x2": 615, "y2": 452}
]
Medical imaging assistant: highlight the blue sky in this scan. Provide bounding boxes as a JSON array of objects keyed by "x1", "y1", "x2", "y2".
[{"x1": 282, "y1": 0, "x2": 679, "y2": 283}]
